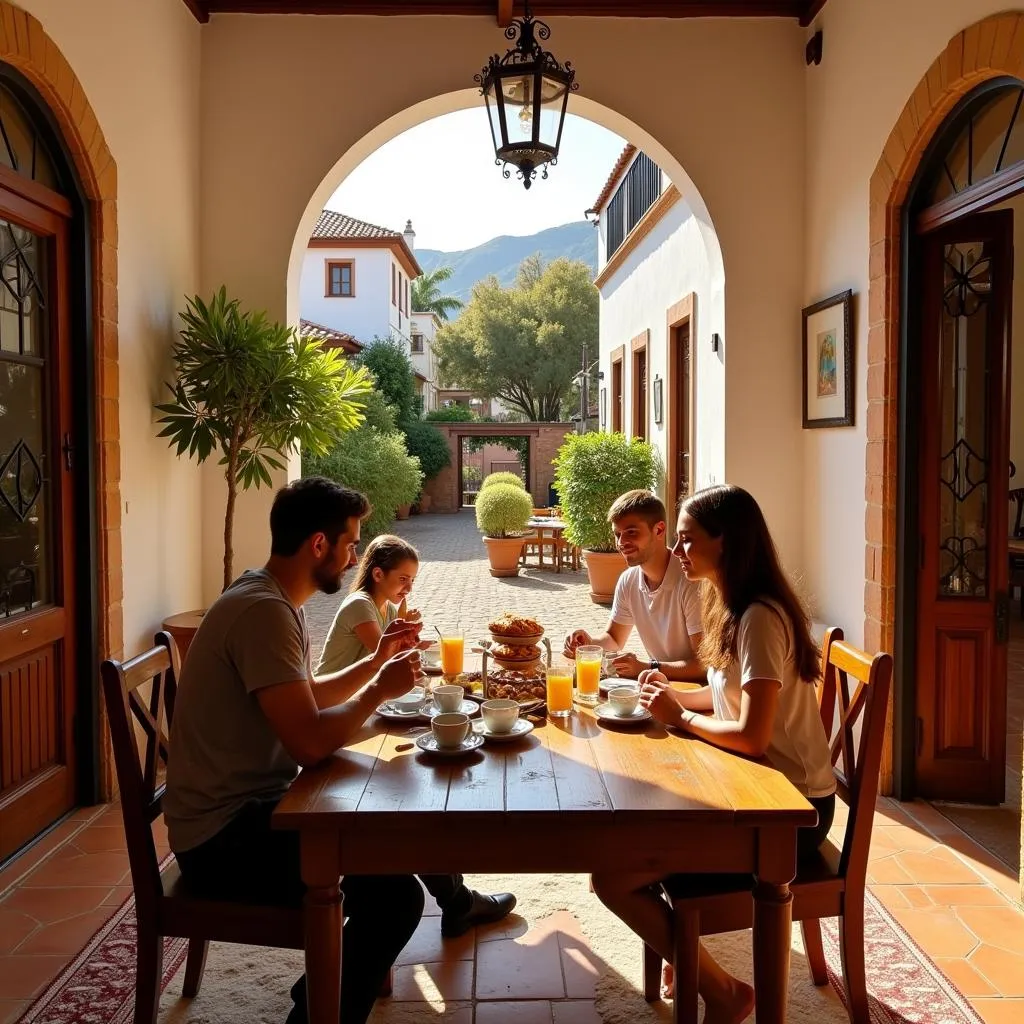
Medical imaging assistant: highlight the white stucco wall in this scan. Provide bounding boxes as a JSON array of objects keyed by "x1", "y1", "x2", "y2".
[
  {"x1": 410, "y1": 312, "x2": 440, "y2": 411},
  {"x1": 199, "y1": 14, "x2": 806, "y2": 598},
  {"x1": 598, "y1": 193, "x2": 725, "y2": 502},
  {"x1": 300, "y1": 245, "x2": 392, "y2": 342},
  {"x1": 802, "y1": 0, "x2": 1020, "y2": 645},
  {"x1": 22, "y1": 0, "x2": 202, "y2": 654}
]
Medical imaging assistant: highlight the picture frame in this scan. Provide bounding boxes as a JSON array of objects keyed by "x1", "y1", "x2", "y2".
[
  {"x1": 652, "y1": 376, "x2": 664, "y2": 426},
  {"x1": 802, "y1": 289, "x2": 854, "y2": 428}
]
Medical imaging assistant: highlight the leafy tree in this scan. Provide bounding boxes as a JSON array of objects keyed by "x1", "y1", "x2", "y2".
[
  {"x1": 358, "y1": 336, "x2": 418, "y2": 424},
  {"x1": 433, "y1": 256, "x2": 597, "y2": 421},
  {"x1": 411, "y1": 266, "x2": 463, "y2": 322},
  {"x1": 403, "y1": 420, "x2": 452, "y2": 480},
  {"x1": 157, "y1": 288, "x2": 371, "y2": 590},
  {"x1": 426, "y1": 404, "x2": 476, "y2": 422}
]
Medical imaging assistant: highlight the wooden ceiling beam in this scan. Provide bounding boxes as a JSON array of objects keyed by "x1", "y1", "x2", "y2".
[
  {"x1": 497, "y1": 0, "x2": 514, "y2": 28},
  {"x1": 181, "y1": 0, "x2": 209, "y2": 20},
  {"x1": 800, "y1": 0, "x2": 829, "y2": 27}
]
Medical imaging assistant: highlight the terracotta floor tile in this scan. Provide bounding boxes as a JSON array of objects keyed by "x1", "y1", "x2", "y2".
[
  {"x1": 866, "y1": 857, "x2": 915, "y2": 884},
  {"x1": 475, "y1": 1001, "x2": 553, "y2": 1023},
  {"x1": 395, "y1": 915, "x2": 475, "y2": 966},
  {"x1": 968, "y1": 944, "x2": 1024, "y2": 997},
  {"x1": 870, "y1": 885, "x2": 915, "y2": 912},
  {"x1": 873, "y1": 800, "x2": 917, "y2": 827},
  {"x1": 968, "y1": 997, "x2": 1024, "y2": 1023},
  {"x1": 0, "y1": 999, "x2": 30, "y2": 1024},
  {"x1": 14, "y1": 909, "x2": 114, "y2": 955},
  {"x1": 476, "y1": 931, "x2": 567, "y2": 1000},
  {"x1": 0, "y1": 818, "x2": 83, "y2": 896},
  {"x1": 101, "y1": 885, "x2": 133, "y2": 907},
  {"x1": 890, "y1": 906, "x2": 978, "y2": 958},
  {"x1": 893, "y1": 848, "x2": 983, "y2": 885},
  {"x1": 0, "y1": 954, "x2": 72, "y2": 999},
  {"x1": 0, "y1": 908, "x2": 36, "y2": 954},
  {"x1": 551, "y1": 1001, "x2": 602, "y2": 1024},
  {"x1": 390, "y1": 960, "x2": 474, "y2": 1002},
  {"x1": 474, "y1": 912, "x2": 533, "y2": 943},
  {"x1": 873, "y1": 824, "x2": 941, "y2": 853},
  {"x1": 69, "y1": 826, "x2": 128, "y2": 854},
  {"x1": 559, "y1": 944, "x2": 599, "y2": 999},
  {"x1": 21, "y1": 850, "x2": 130, "y2": 888},
  {"x1": 956, "y1": 907, "x2": 1024, "y2": 951},
  {"x1": 934, "y1": 958, "x2": 997, "y2": 997},
  {"x1": 2, "y1": 884, "x2": 115, "y2": 923},
  {"x1": 922, "y1": 885, "x2": 1009, "y2": 907}
]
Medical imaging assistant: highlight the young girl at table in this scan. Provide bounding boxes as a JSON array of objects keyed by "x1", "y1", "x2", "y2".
[
  {"x1": 316, "y1": 534, "x2": 423, "y2": 676},
  {"x1": 316, "y1": 533, "x2": 518, "y2": 938},
  {"x1": 591, "y1": 484, "x2": 836, "y2": 1024}
]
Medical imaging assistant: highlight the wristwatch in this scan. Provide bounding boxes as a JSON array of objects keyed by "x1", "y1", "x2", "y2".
[{"x1": 649, "y1": 658, "x2": 660, "y2": 672}]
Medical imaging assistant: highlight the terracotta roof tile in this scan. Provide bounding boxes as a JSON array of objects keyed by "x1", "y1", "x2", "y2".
[
  {"x1": 588, "y1": 143, "x2": 637, "y2": 216},
  {"x1": 312, "y1": 210, "x2": 403, "y2": 241},
  {"x1": 299, "y1": 319, "x2": 364, "y2": 354}
]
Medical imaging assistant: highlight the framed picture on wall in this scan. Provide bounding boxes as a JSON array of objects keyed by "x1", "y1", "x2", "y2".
[
  {"x1": 652, "y1": 376, "x2": 664, "y2": 425},
  {"x1": 802, "y1": 289, "x2": 854, "y2": 428}
]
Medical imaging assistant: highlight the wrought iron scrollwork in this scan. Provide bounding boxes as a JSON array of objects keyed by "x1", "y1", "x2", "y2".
[
  {"x1": 939, "y1": 436, "x2": 987, "y2": 503},
  {"x1": 943, "y1": 247, "x2": 991, "y2": 318},
  {"x1": 0, "y1": 439, "x2": 43, "y2": 522},
  {"x1": 939, "y1": 535, "x2": 987, "y2": 595}
]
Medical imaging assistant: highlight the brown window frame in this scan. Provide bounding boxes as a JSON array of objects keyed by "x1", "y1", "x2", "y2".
[
  {"x1": 610, "y1": 344, "x2": 625, "y2": 434},
  {"x1": 411, "y1": 332, "x2": 424, "y2": 354},
  {"x1": 325, "y1": 259, "x2": 355, "y2": 298},
  {"x1": 392, "y1": 264, "x2": 397, "y2": 305},
  {"x1": 631, "y1": 330, "x2": 649, "y2": 441}
]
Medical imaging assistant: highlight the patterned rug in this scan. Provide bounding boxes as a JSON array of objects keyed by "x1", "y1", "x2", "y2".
[{"x1": 17, "y1": 873, "x2": 984, "y2": 1024}]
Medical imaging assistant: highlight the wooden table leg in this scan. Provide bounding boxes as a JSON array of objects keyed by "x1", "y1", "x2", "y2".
[
  {"x1": 753, "y1": 827, "x2": 797, "y2": 1024},
  {"x1": 300, "y1": 829, "x2": 343, "y2": 1024}
]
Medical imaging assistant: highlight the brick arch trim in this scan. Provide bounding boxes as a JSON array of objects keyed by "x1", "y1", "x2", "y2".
[
  {"x1": 0, "y1": 4, "x2": 121, "y2": 792},
  {"x1": 867, "y1": 12, "x2": 1024, "y2": 791}
]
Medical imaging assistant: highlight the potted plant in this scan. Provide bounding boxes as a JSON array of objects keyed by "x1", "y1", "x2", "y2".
[
  {"x1": 553, "y1": 432, "x2": 660, "y2": 604},
  {"x1": 481, "y1": 470, "x2": 526, "y2": 491},
  {"x1": 475, "y1": 481, "x2": 534, "y2": 577},
  {"x1": 157, "y1": 288, "x2": 370, "y2": 654}
]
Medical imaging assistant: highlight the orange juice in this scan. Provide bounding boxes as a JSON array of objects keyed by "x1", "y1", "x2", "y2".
[
  {"x1": 546, "y1": 672, "x2": 574, "y2": 717},
  {"x1": 440, "y1": 636, "x2": 464, "y2": 677},
  {"x1": 575, "y1": 659, "x2": 601, "y2": 702}
]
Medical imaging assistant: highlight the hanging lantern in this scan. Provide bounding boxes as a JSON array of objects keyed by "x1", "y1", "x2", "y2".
[{"x1": 475, "y1": 4, "x2": 578, "y2": 190}]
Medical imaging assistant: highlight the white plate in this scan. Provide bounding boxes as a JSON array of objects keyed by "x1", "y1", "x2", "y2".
[
  {"x1": 376, "y1": 702, "x2": 429, "y2": 722},
  {"x1": 414, "y1": 732, "x2": 485, "y2": 757},
  {"x1": 423, "y1": 699, "x2": 480, "y2": 719},
  {"x1": 472, "y1": 718, "x2": 535, "y2": 742},
  {"x1": 594, "y1": 703, "x2": 652, "y2": 724}
]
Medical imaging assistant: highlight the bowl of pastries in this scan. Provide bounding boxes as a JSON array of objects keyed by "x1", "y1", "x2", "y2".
[
  {"x1": 488, "y1": 611, "x2": 544, "y2": 647},
  {"x1": 482, "y1": 666, "x2": 548, "y2": 705}
]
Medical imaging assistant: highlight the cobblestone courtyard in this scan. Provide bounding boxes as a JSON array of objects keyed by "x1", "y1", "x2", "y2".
[{"x1": 305, "y1": 510, "x2": 646, "y2": 662}]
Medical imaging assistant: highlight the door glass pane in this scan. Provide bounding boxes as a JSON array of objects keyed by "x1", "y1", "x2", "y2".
[
  {"x1": 937, "y1": 241, "x2": 992, "y2": 598},
  {"x1": 0, "y1": 84, "x2": 57, "y2": 191},
  {"x1": 0, "y1": 218, "x2": 51, "y2": 617}
]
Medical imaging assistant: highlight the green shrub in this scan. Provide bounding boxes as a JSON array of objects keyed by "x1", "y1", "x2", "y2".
[
  {"x1": 553, "y1": 432, "x2": 661, "y2": 552},
  {"x1": 304, "y1": 421, "x2": 422, "y2": 541},
  {"x1": 358, "y1": 337, "x2": 418, "y2": 424},
  {"x1": 426, "y1": 404, "x2": 477, "y2": 422},
  {"x1": 462, "y1": 464, "x2": 483, "y2": 486},
  {"x1": 402, "y1": 420, "x2": 452, "y2": 480},
  {"x1": 475, "y1": 482, "x2": 533, "y2": 538},
  {"x1": 481, "y1": 470, "x2": 525, "y2": 491}
]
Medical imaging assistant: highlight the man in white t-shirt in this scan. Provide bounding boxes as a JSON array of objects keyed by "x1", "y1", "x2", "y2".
[{"x1": 563, "y1": 490, "x2": 705, "y2": 681}]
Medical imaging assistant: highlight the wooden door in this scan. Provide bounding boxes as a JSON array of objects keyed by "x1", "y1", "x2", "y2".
[
  {"x1": 668, "y1": 321, "x2": 691, "y2": 505},
  {"x1": 0, "y1": 184, "x2": 76, "y2": 860},
  {"x1": 914, "y1": 211, "x2": 1011, "y2": 803}
]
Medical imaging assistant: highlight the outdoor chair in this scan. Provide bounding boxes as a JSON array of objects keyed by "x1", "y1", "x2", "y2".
[
  {"x1": 640, "y1": 627, "x2": 893, "y2": 1024},
  {"x1": 101, "y1": 632, "x2": 391, "y2": 1024}
]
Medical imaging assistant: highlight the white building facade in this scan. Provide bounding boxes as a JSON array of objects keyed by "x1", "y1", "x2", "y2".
[
  {"x1": 410, "y1": 310, "x2": 442, "y2": 414},
  {"x1": 593, "y1": 146, "x2": 725, "y2": 510}
]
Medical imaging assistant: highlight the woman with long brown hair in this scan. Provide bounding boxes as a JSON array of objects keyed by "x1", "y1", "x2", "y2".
[{"x1": 591, "y1": 484, "x2": 835, "y2": 1024}]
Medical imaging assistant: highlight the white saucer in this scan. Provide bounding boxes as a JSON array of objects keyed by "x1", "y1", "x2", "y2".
[
  {"x1": 594, "y1": 703, "x2": 652, "y2": 724},
  {"x1": 414, "y1": 732, "x2": 485, "y2": 756},
  {"x1": 472, "y1": 718, "x2": 535, "y2": 742},
  {"x1": 376, "y1": 702, "x2": 428, "y2": 722},
  {"x1": 424, "y1": 699, "x2": 480, "y2": 719}
]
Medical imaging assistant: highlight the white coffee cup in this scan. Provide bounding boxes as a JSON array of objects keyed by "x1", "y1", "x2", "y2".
[
  {"x1": 390, "y1": 687, "x2": 427, "y2": 713},
  {"x1": 608, "y1": 686, "x2": 640, "y2": 717},
  {"x1": 481, "y1": 698, "x2": 519, "y2": 734},
  {"x1": 433, "y1": 684, "x2": 465, "y2": 713},
  {"x1": 432, "y1": 712, "x2": 470, "y2": 749}
]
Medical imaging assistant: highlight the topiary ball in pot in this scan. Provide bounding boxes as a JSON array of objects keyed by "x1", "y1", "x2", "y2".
[
  {"x1": 481, "y1": 470, "x2": 526, "y2": 492},
  {"x1": 475, "y1": 482, "x2": 533, "y2": 578}
]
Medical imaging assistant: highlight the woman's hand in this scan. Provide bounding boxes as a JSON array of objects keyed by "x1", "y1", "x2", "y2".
[{"x1": 637, "y1": 671, "x2": 684, "y2": 727}]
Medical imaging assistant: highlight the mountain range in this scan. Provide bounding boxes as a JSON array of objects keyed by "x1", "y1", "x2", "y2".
[{"x1": 415, "y1": 220, "x2": 597, "y2": 304}]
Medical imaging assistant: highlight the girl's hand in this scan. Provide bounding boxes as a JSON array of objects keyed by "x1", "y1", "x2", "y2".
[
  {"x1": 638, "y1": 672, "x2": 684, "y2": 727},
  {"x1": 405, "y1": 608, "x2": 422, "y2": 623}
]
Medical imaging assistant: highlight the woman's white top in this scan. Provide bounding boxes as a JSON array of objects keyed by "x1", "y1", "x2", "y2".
[{"x1": 707, "y1": 600, "x2": 836, "y2": 798}]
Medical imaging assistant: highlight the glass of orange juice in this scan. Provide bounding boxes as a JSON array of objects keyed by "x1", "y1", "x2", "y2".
[
  {"x1": 575, "y1": 645, "x2": 602, "y2": 706},
  {"x1": 545, "y1": 657, "x2": 574, "y2": 718},
  {"x1": 440, "y1": 627, "x2": 464, "y2": 680}
]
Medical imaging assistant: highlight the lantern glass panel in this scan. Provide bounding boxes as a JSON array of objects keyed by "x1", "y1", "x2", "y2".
[
  {"x1": 483, "y1": 83, "x2": 504, "y2": 149},
  {"x1": 537, "y1": 73, "x2": 568, "y2": 148}
]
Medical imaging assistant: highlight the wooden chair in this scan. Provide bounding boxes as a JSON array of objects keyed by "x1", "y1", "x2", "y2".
[
  {"x1": 641, "y1": 627, "x2": 893, "y2": 1024},
  {"x1": 101, "y1": 633, "x2": 389, "y2": 1024}
]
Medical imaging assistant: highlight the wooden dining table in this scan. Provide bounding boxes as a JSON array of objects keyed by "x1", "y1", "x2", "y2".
[
  {"x1": 524, "y1": 517, "x2": 569, "y2": 571},
  {"x1": 273, "y1": 706, "x2": 817, "y2": 1024}
]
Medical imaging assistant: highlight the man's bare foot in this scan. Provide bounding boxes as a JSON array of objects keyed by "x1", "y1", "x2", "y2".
[
  {"x1": 703, "y1": 979, "x2": 755, "y2": 1024},
  {"x1": 661, "y1": 963, "x2": 674, "y2": 999}
]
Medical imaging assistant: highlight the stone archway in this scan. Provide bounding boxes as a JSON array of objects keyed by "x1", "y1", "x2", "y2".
[{"x1": 0, "y1": 2, "x2": 121, "y2": 795}]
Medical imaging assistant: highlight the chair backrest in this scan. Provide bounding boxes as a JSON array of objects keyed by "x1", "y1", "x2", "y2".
[
  {"x1": 816, "y1": 626, "x2": 893, "y2": 882},
  {"x1": 99, "y1": 631, "x2": 180, "y2": 917}
]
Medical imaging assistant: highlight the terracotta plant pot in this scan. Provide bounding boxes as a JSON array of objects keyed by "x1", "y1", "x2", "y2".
[
  {"x1": 483, "y1": 536, "x2": 527, "y2": 578},
  {"x1": 419, "y1": 493, "x2": 432, "y2": 513},
  {"x1": 581, "y1": 550, "x2": 628, "y2": 605},
  {"x1": 162, "y1": 608, "x2": 205, "y2": 665},
  {"x1": 396, "y1": 503, "x2": 412, "y2": 520}
]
